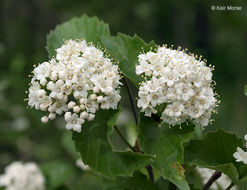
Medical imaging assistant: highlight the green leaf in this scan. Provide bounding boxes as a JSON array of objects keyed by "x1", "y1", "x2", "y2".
[
  {"x1": 61, "y1": 132, "x2": 80, "y2": 159},
  {"x1": 240, "y1": 176, "x2": 247, "y2": 188},
  {"x1": 100, "y1": 33, "x2": 156, "y2": 87},
  {"x1": 72, "y1": 109, "x2": 152, "y2": 178},
  {"x1": 76, "y1": 171, "x2": 165, "y2": 190},
  {"x1": 41, "y1": 161, "x2": 75, "y2": 190},
  {"x1": 184, "y1": 165, "x2": 204, "y2": 189},
  {"x1": 47, "y1": 15, "x2": 110, "y2": 58},
  {"x1": 184, "y1": 129, "x2": 243, "y2": 184},
  {"x1": 138, "y1": 114, "x2": 194, "y2": 190},
  {"x1": 114, "y1": 171, "x2": 160, "y2": 190},
  {"x1": 73, "y1": 172, "x2": 113, "y2": 190}
]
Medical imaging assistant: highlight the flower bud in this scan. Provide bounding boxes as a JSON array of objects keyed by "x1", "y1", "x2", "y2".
[
  {"x1": 80, "y1": 111, "x2": 89, "y2": 119},
  {"x1": 41, "y1": 116, "x2": 49, "y2": 123},
  {"x1": 93, "y1": 87, "x2": 100, "y2": 93},
  {"x1": 48, "y1": 113, "x2": 56, "y2": 120},
  {"x1": 68, "y1": 101, "x2": 76, "y2": 109},
  {"x1": 97, "y1": 96, "x2": 104, "y2": 103},
  {"x1": 73, "y1": 106, "x2": 80, "y2": 113}
]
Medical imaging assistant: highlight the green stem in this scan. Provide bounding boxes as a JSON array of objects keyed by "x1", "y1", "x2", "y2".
[
  {"x1": 122, "y1": 77, "x2": 139, "y2": 125},
  {"x1": 114, "y1": 125, "x2": 136, "y2": 152},
  {"x1": 122, "y1": 76, "x2": 155, "y2": 182},
  {"x1": 226, "y1": 182, "x2": 234, "y2": 190}
]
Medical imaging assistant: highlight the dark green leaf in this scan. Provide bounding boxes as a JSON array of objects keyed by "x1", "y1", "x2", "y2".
[
  {"x1": 77, "y1": 171, "x2": 166, "y2": 190},
  {"x1": 100, "y1": 33, "x2": 156, "y2": 87},
  {"x1": 47, "y1": 15, "x2": 110, "y2": 58},
  {"x1": 114, "y1": 171, "x2": 159, "y2": 190},
  {"x1": 184, "y1": 165, "x2": 203, "y2": 189},
  {"x1": 72, "y1": 109, "x2": 152, "y2": 178},
  {"x1": 239, "y1": 176, "x2": 247, "y2": 188},
  {"x1": 138, "y1": 114, "x2": 194, "y2": 190},
  {"x1": 184, "y1": 128, "x2": 243, "y2": 184}
]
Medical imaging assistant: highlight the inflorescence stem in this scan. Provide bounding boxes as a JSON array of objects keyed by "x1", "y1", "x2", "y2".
[
  {"x1": 121, "y1": 76, "x2": 154, "y2": 182},
  {"x1": 122, "y1": 77, "x2": 139, "y2": 124},
  {"x1": 203, "y1": 171, "x2": 222, "y2": 190}
]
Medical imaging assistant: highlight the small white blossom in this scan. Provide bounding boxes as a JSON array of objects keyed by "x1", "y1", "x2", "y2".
[
  {"x1": 233, "y1": 147, "x2": 247, "y2": 164},
  {"x1": 233, "y1": 134, "x2": 247, "y2": 164},
  {"x1": 48, "y1": 113, "x2": 56, "y2": 120},
  {"x1": 0, "y1": 161, "x2": 45, "y2": 190},
  {"x1": 73, "y1": 106, "x2": 80, "y2": 113},
  {"x1": 65, "y1": 113, "x2": 84, "y2": 132},
  {"x1": 136, "y1": 46, "x2": 218, "y2": 126},
  {"x1": 27, "y1": 39, "x2": 121, "y2": 132}
]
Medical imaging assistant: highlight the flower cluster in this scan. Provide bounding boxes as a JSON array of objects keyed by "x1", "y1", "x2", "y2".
[
  {"x1": 27, "y1": 39, "x2": 121, "y2": 132},
  {"x1": 0, "y1": 161, "x2": 45, "y2": 190},
  {"x1": 233, "y1": 135, "x2": 247, "y2": 164},
  {"x1": 136, "y1": 46, "x2": 217, "y2": 126}
]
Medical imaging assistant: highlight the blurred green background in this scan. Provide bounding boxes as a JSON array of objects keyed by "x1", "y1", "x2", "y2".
[{"x1": 0, "y1": 0, "x2": 247, "y2": 189}]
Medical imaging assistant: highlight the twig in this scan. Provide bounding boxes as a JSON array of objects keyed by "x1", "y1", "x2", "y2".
[
  {"x1": 203, "y1": 171, "x2": 222, "y2": 190},
  {"x1": 145, "y1": 165, "x2": 155, "y2": 182}
]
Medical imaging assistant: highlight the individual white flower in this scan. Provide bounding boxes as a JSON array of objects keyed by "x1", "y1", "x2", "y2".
[
  {"x1": 136, "y1": 45, "x2": 218, "y2": 126},
  {"x1": 73, "y1": 106, "x2": 80, "y2": 113},
  {"x1": 0, "y1": 161, "x2": 45, "y2": 190},
  {"x1": 196, "y1": 167, "x2": 237, "y2": 190},
  {"x1": 65, "y1": 113, "x2": 84, "y2": 132},
  {"x1": 80, "y1": 111, "x2": 89, "y2": 119},
  {"x1": 164, "y1": 102, "x2": 184, "y2": 117},
  {"x1": 233, "y1": 147, "x2": 247, "y2": 164},
  {"x1": 48, "y1": 113, "x2": 56, "y2": 120},
  {"x1": 88, "y1": 113, "x2": 95, "y2": 121},
  {"x1": 49, "y1": 100, "x2": 68, "y2": 115},
  {"x1": 39, "y1": 96, "x2": 52, "y2": 111},
  {"x1": 47, "y1": 80, "x2": 64, "y2": 99},
  {"x1": 27, "y1": 39, "x2": 121, "y2": 132},
  {"x1": 68, "y1": 101, "x2": 76, "y2": 109},
  {"x1": 175, "y1": 82, "x2": 194, "y2": 101},
  {"x1": 28, "y1": 81, "x2": 43, "y2": 110},
  {"x1": 33, "y1": 62, "x2": 51, "y2": 81}
]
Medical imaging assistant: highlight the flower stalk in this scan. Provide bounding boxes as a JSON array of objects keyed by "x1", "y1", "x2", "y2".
[{"x1": 122, "y1": 76, "x2": 154, "y2": 182}]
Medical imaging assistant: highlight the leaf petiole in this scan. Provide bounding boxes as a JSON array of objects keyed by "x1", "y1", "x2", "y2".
[{"x1": 113, "y1": 125, "x2": 136, "y2": 152}]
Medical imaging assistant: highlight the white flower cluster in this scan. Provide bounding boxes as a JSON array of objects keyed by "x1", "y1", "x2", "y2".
[
  {"x1": 233, "y1": 135, "x2": 247, "y2": 164},
  {"x1": 136, "y1": 46, "x2": 217, "y2": 126},
  {"x1": 27, "y1": 39, "x2": 121, "y2": 132},
  {"x1": 0, "y1": 161, "x2": 45, "y2": 190},
  {"x1": 197, "y1": 167, "x2": 237, "y2": 190}
]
